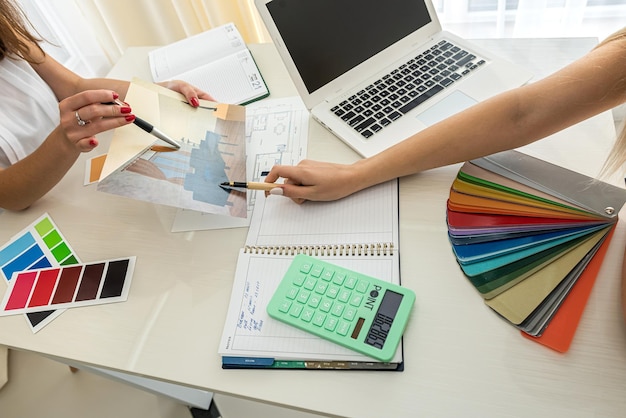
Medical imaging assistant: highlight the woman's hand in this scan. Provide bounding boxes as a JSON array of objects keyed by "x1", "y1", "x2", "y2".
[
  {"x1": 156, "y1": 80, "x2": 214, "y2": 107},
  {"x1": 263, "y1": 160, "x2": 365, "y2": 204},
  {"x1": 58, "y1": 90, "x2": 135, "y2": 152}
]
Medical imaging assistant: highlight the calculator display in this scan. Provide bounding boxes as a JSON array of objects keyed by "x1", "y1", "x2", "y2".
[
  {"x1": 377, "y1": 290, "x2": 403, "y2": 318},
  {"x1": 364, "y1": 290, "x2": 403, "y2": 349}
]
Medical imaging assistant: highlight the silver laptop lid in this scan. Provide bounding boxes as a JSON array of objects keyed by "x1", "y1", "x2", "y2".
[{"x1": 255, "y1": 0, "x2": 442, "y2": 109}]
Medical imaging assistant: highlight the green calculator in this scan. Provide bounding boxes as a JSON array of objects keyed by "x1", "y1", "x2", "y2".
[{"x1": 267, "y1": 254, "x2": 415, "y2": 362}]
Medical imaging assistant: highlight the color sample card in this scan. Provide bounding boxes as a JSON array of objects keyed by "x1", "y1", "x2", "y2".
[
  {"x1": 446, "y1": 150, "x2": 626, "y2": 353},
  {"x1": 85, "y1": 153, "x2": 107, "y2": 185},
  {"x1": 0, "y1": 213, "x2": 80, "y2": 332},
  {"x1": 0, "y1": 257, "x2": 136, "y2": 315}
]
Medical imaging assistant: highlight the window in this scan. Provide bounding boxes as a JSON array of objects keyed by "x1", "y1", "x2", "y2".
[
  {"x1": 16, "y1": 0, "x2": 626, "y2": 77},
  {"x1": 437, "y1": 0, "x2": 625, "y2": 39}
]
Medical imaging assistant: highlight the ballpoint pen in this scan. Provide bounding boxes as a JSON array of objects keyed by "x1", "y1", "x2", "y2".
[
  {"x1": 109, "y1": 99, "x2": 181, "y2": 149},
  {"x1": 219, "y1": 181, "x2": 278, "y2": 191},
  {"x1": 131, "y1": 116, "x2": 181, "y2": 149}
]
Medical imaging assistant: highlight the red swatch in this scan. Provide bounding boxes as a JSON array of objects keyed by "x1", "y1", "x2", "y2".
[
  {"x1": 28, "y1": 268, "x2": 60, "y2": 307},
  {"x1": 5, "y1": 271, "x2": 37, "y2": 310}
]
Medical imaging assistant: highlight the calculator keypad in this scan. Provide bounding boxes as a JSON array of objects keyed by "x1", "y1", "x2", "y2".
[
  {"x1": 277, "y1": 262, "x2": 368, "y2": 340},
  {"x1": 267, "y1": 254, "x2": 415, "y2": 362}
]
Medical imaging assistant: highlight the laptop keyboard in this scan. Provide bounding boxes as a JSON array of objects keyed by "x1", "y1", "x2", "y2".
[{"x1": 331, "y1": 39, "x2": 486, "y2": 139}]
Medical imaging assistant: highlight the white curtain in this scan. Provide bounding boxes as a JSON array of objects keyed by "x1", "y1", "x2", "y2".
[
  {"x1": 20, "y1": 0, "x2": 270, "y2": 76},
  {"x1": 74, "y1": 0, "x2": 270, "y2": 62}
]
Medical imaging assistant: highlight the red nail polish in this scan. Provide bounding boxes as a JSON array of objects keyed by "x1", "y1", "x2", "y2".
[
  {"x1": 112, "y1": 92, "x2": 119, "y2": 100},
  {"x1": 89, "y1": 139, "x2": 97, "y2": 146},
  {"x1": 121, "y1": 106, "x2": 132, "y2": 114},
  {"x1": 125, "y1": 115, "x2": 136, "y2": 122},
  {"x1": 191, "y1": 97, "x2": 199, "y2": 107}
]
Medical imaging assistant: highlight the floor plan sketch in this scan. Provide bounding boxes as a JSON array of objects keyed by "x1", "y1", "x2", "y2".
[{"x1": 171, "y1": 96, "x2": 309, "y2": 232}]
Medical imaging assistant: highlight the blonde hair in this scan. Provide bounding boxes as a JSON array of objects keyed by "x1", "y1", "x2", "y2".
[
  {"x1": 0, "y1": 0, "x2": 44, "y2": 63},
  {"x1": 599, "y1": 27, "x2": 626, "y2": 177}
]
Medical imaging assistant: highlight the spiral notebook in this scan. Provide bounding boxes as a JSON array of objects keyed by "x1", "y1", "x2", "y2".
[{"x1": 218, "y1": 179, "x2": 403, "y2": 370}]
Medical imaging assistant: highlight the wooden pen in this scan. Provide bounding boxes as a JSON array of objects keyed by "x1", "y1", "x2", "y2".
[{"x1": 219, "y1": 181, "x2": 278, "y2": 191}]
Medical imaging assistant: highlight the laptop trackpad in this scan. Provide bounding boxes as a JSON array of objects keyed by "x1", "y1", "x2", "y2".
[{"x1": 415, "y1": 90, "x2": 477, "y2": 126}]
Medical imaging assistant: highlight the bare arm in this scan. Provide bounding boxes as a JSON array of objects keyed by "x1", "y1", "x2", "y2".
[
  {"x1": 0, "y1": 40, "x2": 213, "y2": 211},
  {"x1": 266, "y1": 35, "x2": 626, "y2": 203},
  {"x1": 0, "y1": 89, "x2": 132, "y2": 211}
]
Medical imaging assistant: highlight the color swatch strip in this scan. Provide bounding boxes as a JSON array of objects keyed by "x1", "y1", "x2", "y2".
[
  {"x1": 0, "y1": 213, "x2": 81, "y2": 331},
  {"x1": 445, "y1": 150, "x2": 626, "y2": 352},
  {"x1": 0, "y1": 214, "x2": 79, "y2": 283},
  {"x1": 0, "y1": 257, "x2": 136, "y2": 315}
]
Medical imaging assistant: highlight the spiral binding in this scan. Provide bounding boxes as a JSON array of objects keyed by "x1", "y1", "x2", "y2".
[{"x1": 243, "y1": 243, "x2": 394, "y2": 256}]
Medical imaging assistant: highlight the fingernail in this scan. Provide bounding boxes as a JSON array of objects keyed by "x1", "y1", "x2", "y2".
[
  {"x1": 125, "y1": 115, "x2": 136, "y2": 122},
  {"x1": 112, "y1": 92, "x2": 119, "y2": 100},
  {"x1": 190, "y1": 97, "x2": 199, "y2": 107},
  {"x1": 269, "y1": 187, "x2": 283, "y2": 196},
  {"x1": 121, "y1": 106, "x2": 132, "y2": 114},
  {"x1": 89, "y1": 139, "x2": 97, "y2": 147}
]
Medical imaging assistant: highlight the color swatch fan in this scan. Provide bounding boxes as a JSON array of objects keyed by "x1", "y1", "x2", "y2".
[{"x1": 446, "y1": 150, "x2": 626, "y2": 352}]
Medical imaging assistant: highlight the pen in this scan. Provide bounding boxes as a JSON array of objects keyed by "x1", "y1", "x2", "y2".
[
  {"x1": 109, "y1": 99, "x2": 180, "y2": 149},
  {"x1": 220, "y1": 181, "x2": 278, "y2": 191},
  {"x1": 132, "y1": 116, "x2": 181, "y2": 149}
]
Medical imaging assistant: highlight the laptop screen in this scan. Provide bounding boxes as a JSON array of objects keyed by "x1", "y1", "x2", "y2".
[{"x1": 267, "y1": 0, "x2": 432, "y2": 94}]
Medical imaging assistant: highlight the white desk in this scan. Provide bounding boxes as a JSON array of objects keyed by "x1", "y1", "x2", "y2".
[{"x1": 1, "y1": 39, "x2": 626, "y2": 418}]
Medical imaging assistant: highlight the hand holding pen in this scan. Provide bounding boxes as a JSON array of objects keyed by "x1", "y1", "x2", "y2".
[
  {"x1": 65, "y1": 81, "x2": 211, "y2": 153},
  {"x1": 220, "y1": 181, "x2": 284, "y2": 195},
  {"x1": 61, "y1": 90, "x2": 137, "y2": 152},
  {"x1": 108, "y1": 99, "x2": 181, "y2": 149}
]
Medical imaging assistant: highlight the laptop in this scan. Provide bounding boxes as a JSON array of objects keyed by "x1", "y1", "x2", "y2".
[{"x1": 254, "y1": 0, "x2": 533, "y2": 157}]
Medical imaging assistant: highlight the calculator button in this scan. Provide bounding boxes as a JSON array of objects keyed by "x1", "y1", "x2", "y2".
[
  {"x1": 312, "y1": 312, "x2": 326, "y2": 326},
  {"x1": 278, "y1": 300, "x2": 292, "y2": 313},
  {"x1": 324, "y1": 317, "x2": 338, "y2": 332},
  {"x1": 300, "y1": 262, "x2": 312, "y2": 274},
  {"x1": 355, "y1": 280, "x2": 369, "y2": 293},
  {"x1": 343, "y1": 307, "x2": 357, "y2": 321},
  {"x1": 321, "y1": 269, "x2": 334, "y2": 281},
  {"x1": 345, "y1": 276, "x2": 357, "y2": 289},
  {"x1": 296, "y1": 290, "x2": 310, "y2": 304},
  {"x1": 338, "y1": 289, "x2": 351, "y2": 303},
  {"x1": 301, "y1": 307, "x2": 314, "y2": 322},
  {"x1": 326, "y1": 285, "x2": 339, "y2": 299},
  {"x1": 331, "y1": 303, "x2": 345, "y2": 317},
  {"x1": 337, "y1": 321, "x2": 351, "y2": 336},
  {"x1": 286, "y1": 287, "x2": 299, "y2": 300},
  {"x1": 333, "y1": 272, "x2": 346, "y2": 285},
  {"x1": 310, "y1": 265, "x2": 323, "y2": 277},
  {"x1": 303, "y1": 277, "x2": 317, "y2": 290},
  {"x1": 308, "y1": 294, "x2": 321, "y2": 308},
  {"x1": 349, "y1": 294, "x2": 364, "y2": 307},
  {"x1": 289, "y1": 303, "x2": 303, "y2": 317},
  {"x1": 314, "y1": 281, "x2": 329, "y2": 294},
  {"x1": 320, "y1": 299, "x2": 333, "y2": 312},
  {"x1": 293, "y1": 273, "x2": 306, "y2": 286}
]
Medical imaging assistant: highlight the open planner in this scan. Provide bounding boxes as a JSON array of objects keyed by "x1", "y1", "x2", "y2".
[
  {"x1": 149, "y1": 23, "x2": 269, "y2": 105},
  {"x1": 218, "y1": 179, "x2": 405, "y2": 370}
]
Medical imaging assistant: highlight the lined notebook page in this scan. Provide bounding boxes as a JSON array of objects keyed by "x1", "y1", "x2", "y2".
[
  {"x1": 245, "y1": 180, "x2": 399, "y2": 248},
  {"x1": 218, "y1": 252, "x2": 402, "y2": 362}
]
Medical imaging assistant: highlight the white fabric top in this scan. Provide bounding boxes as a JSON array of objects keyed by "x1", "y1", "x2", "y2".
[{"x1": 0, "y1": 58, "x2": 58, "y2": 169}]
